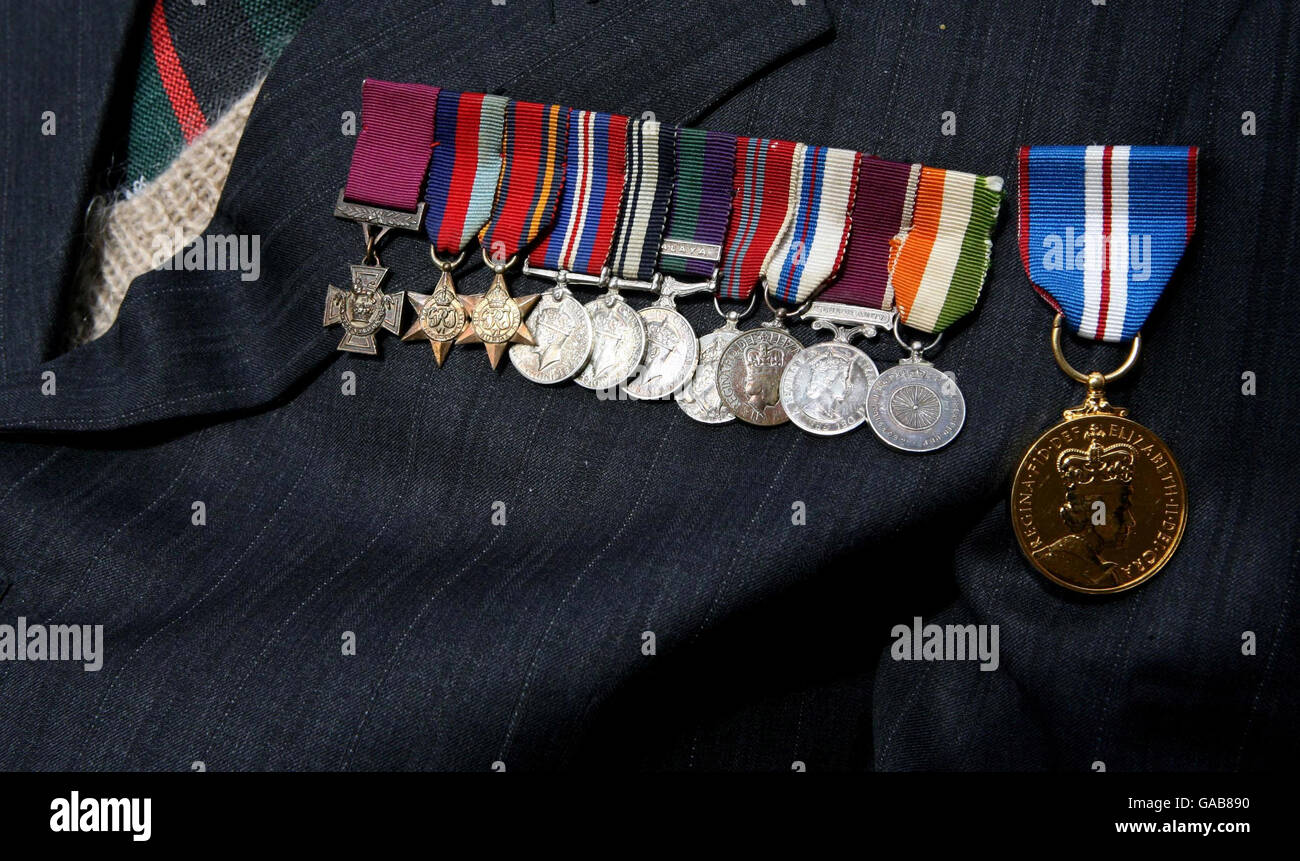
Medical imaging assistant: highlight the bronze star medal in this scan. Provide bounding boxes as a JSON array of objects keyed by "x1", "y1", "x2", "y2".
[
  {"x1": 323, "y1": 263, "x2": 404, "y2": 355},
  {"x1": 457, "y1": 270, "x2": 540, "y2": 369},
  {"x1": 402, "y1": 268, "x2": 469, "y2": 366}
]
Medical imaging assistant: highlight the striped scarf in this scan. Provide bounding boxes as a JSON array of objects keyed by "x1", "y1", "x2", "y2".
[{"x1": 128, "y1": 0, "x2": 319, "y2": 184}]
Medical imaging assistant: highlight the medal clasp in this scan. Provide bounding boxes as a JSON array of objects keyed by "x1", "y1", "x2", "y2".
[{"x1": 1051, "y1": 314, "x2": 1139, "y2": 419}]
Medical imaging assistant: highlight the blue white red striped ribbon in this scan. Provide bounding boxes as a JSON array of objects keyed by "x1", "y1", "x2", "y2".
[
  {"x1": 1018, "y1": 145, "x2": 1198, "y2": 342},
  {"x1": 529, "y1": 109, "x2": 629, "y2": 276},
  {"x1": 765, "y1": 145, "x2": 861, "y2": 304}
]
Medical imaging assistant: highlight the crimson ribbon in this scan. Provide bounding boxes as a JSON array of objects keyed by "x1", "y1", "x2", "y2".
[
  {"x1": 718, "y1": 137, "x2": 798, "y2": 300},
  {"x1": 343, "y1": 79, "x2": 439, "y2": 212},
  {"x1": 818, "y1": 156, "x2": 917, "y2": 310}
]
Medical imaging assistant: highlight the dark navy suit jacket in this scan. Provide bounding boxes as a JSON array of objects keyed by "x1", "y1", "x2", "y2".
[{"x1": 0, "y1": 0, "x2": 1296, "y2": 770}]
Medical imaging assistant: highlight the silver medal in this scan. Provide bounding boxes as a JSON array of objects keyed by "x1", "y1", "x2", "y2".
[
  {"x1": 625, "y1": 296, "x2": 698, "y2": 401},
  {"x1": 866, "y1": 358, "x2": 964, "y2": 452},
  {"x1": 867, "y1": 323, "x2": 964, "y2": 452},
  {"x1": 508, "y1": 287, "x2": 594, "y2": 384},
  {"x1": 778, "y1": 304, "x2": 892, "y2": 436},
  {"x1": 677, "y1": 320, "x2": 740, "y2": 424},
  {"x1": 716, "y1": 322, "x2": 802, "y2": 426},
  {"x1": 573, "y1": 292, "x2": 647, "y2": 391},
  {"x1": 780, "y1": 342, "x2": 878, "y2": 436}
]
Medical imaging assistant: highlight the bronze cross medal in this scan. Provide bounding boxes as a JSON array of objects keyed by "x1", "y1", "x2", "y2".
[
  {"x1": 456, "y1": 255, "x2": 541, "y2": 369},
  {"x1": 323, "y1": 263, "x2": 404, "y2": 355},
  {"x1": 324, "y1": 190, "x2": 424, "y2": 355}
]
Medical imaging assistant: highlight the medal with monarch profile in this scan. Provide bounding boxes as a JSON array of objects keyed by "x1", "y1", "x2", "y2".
[{"x1": 1012, "y1": 390, "x2": 1186, "y2": 594}]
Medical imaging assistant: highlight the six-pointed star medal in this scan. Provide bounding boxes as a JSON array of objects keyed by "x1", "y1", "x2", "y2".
[
  {"x1": 401, "y1": 269, "x2": 469, "y2": 366},
  {"x1": 457, "y1": 273, "x2": 541, "y2": 369},
  {"x1": 323, "y1": 264, "x2": 404, "y2": 355}
]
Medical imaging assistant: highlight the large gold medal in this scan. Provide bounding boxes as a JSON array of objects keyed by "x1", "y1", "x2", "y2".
[{"x1": 1011, "y1": 317, "x2": 1187, "y2": 595}]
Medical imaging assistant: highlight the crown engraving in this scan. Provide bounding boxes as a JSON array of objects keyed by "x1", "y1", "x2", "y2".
[
  {"x1": 1056, "y1": 425, "x2": 1135, "y2": 487},
  {"x1": 744, "y1": 340, "x2": 788, "y2": 369}
]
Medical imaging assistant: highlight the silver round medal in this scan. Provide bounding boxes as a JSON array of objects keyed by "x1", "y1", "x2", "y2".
[
  {"x1": 624, "y1": 306, "x2": 698, "y2": 400},
  {"x1": 508, "y1": 288, "x2": 594, "y2": 384},
  {"x1": 677, "y1": 325, "x2": 739, "y2": 424},
  {"x1": 716, "y1": 325, "x2": 802, "y2": 426},
  {"x1": 573, "y1": 294, "x2": 647, "y2": 391},
  {"x1": 866, "y1": 360, "x2": 965, "y2": 452},
  {"x1": 779, "y1": 342, "x2": 879, "y2": 436}
]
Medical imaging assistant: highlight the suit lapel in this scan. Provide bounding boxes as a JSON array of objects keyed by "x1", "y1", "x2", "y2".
[{"x1": 0, "y1": 0, "x2": 833, "y2": 432}]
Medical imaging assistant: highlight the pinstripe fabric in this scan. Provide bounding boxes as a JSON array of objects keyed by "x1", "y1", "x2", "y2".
[{"x1": 4, "y1": 0, "x2": 1295, "y2": 780}]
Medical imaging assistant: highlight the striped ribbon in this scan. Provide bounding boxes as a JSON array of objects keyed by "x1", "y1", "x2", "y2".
[
  {"x1": 765, "y1": 145, "x2": 862, "y2": 304},
  {"x1": 819, "y1": 157, "x2": 920, "y2": 310},
  {"x1": 659, "y1": 128, "x2": 737, "y2": 280},
  {"x1": 888, "y1": 166, "x2": 1004, "y2": 333},
  {"x1": 1018, "y1": 145, "x2": 1199, "y2": 342},
  {"x1": 478, "y1": 101, "x2": 570, "y2": 262},
  {"x1": 528, "y1": 109, "x2": 629, "y2": 276},
  {"x1": 718, "y1": 138, "x2": 799, "y2": 300},
  {"x1": 609, "y1": 119, "x2": 676, "y2": 282},
  {"x1": 424, "y1": 91, "x2": 508, "y2": 255},
  {"x1": 343, "y1": 79, "x2": 440, "y2": 212}
]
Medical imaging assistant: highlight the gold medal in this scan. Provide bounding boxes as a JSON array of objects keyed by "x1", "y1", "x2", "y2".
[
  {"x1": 455, "y1": 251, "x2": 540, "y2": 370},
  {"x1": 1011, "y1": 316, "x2": 1187, "y2": 594}
]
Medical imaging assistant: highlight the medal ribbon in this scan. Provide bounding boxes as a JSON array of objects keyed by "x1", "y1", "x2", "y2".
[
  {"x1": 765, "y1": 145, "x2": 862, "y2": 304},
  {"x1": 424, "y1": 91, "x2": 508, "y2": 255},
  {"x1": 609, "y1": 119, "x2": 677, "y2": 282},
  {"x1": 478, "y1": 101, "x2": 570, "y2": 261},
  {"x1": 659, "y1": 128, "x2": 738, "y2": 280},
  {"x1": 528, "y1": 109, "x2": 629, "y2": 276},
  {"x1": 1018, "y1": 145, "x2": 1199, "y2": 342},
  {"x1": 888, "y1": 166, "x2": 1004, "y2": 333},
  {"x1": 343, "y1": 79, "x2": 440, "y2": 212},
  {"x1": 819, "y1": 157, "x2": 920, "y2": 310},
  {"x1": 718, "y1": 138, "x2": 799, "y2": 301}
]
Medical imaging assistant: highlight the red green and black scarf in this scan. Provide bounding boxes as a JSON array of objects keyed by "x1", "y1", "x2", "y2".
[{"x1": 127, "y1": 0, "x2": 318, "y2": 184}]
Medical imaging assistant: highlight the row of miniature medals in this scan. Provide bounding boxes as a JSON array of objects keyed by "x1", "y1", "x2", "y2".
[{"x1": 325, "y1": 201, "x2": 958, "y2": 451}]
